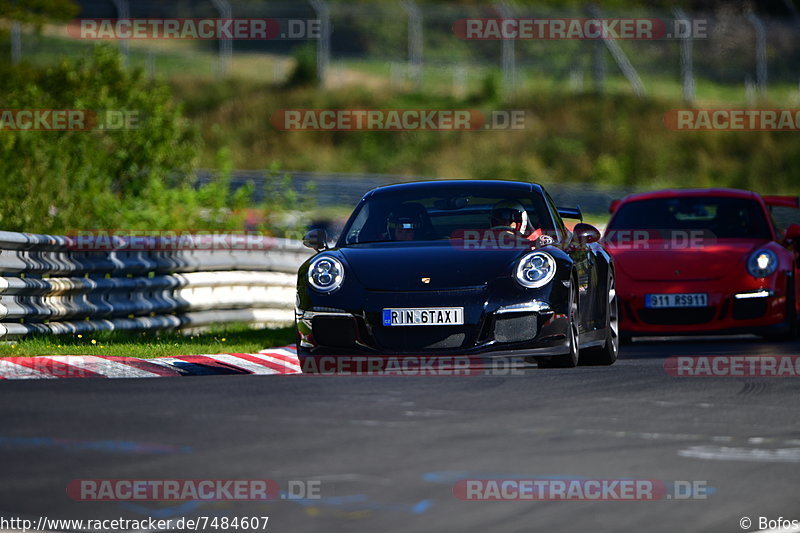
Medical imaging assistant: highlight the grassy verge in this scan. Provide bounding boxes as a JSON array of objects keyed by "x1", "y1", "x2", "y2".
[
  {"x1": 580, "y1": 214, "x2": 610, "y2": 229},
  {"x1": 0, "y1": 325, "x2": 296, "y2": 359}
]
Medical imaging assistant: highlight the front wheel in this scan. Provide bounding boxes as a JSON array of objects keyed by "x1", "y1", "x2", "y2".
[
  {"x1": 539, "y1": 280, "x2": 579, "y2": 368},
  {"x1": 763, "y1": 277, "x2": 798, "y2": 341},
  {"x1": 580, "y1": 269, "x2": 619, "y2": 366}
]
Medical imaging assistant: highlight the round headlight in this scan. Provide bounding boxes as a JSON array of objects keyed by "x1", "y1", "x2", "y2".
[
  {"x1": 515, "y1": 252, "x2": 556, "y2": 288},
  {"x1": 747, "y1": 249, "x2": 778, "y2": 278},
  {"x1": 308, "y1": 256, "x2": 345, "y2": 293}
]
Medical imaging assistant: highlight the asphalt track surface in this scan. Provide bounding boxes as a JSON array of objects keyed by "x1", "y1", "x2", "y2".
[{"x1": 1, "y1": 337, "x2": 799, "y2": 533}]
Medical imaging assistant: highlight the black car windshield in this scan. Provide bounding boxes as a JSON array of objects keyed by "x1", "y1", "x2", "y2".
[
  {"x1": 607, "y1": 196, "x2": 772, "y2": 240},
  {"x1": 341, "y1": 189, "x2": 555, "y2": 245}
]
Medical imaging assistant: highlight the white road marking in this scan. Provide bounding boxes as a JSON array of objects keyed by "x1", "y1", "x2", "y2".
[
  {"x1": 259, "y1": 346, "x2": 299, "y2": 359},
  {"x1": 0, "y1": 360, "x2": 56, "y2": 379},
  {"x1": 45, "y1": 356, "x2": 162, "y2": 379},
  {"x1": 198, "y1": 353, "x2": 282, "y2": 375},
  {"x1": 572, "y1": 428, "x2": 799, "y2": 447},
  {"x1": 679, "y1": 445, "x2": 800, "y2": 463},
  {"x1": 244, "y1": 351, "x2": 302, "y2": 372}
]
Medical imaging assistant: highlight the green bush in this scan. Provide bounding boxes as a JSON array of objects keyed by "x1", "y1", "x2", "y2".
[
  {"x1": 0, "y1": 46, "x2": 253, "y2": 234},
  {"x1": 285, "y1": 44, "x2": 318, "y2": 88}
]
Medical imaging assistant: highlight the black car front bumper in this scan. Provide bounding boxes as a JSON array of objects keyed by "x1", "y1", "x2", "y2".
[{"x1": 296, "y1": 279, "x2": 571, "y2": 357}]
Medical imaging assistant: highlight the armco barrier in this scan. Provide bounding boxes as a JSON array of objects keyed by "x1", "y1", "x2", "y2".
[{"x1": 0, "y1": 231, "x2": 312, "y2": 339}]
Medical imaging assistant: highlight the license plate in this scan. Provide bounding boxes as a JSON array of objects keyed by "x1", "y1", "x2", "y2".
[
  {"x1": 382, "y1": 307, "x2": 464, "y2": 326},
  {"x1": 646, "y1": 293, "x2": 708, "y2": 308}
]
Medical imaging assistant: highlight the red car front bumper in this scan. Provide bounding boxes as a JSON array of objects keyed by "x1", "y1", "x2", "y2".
[{"x1": 616, "y1": 270, "x2": 790, "y2": 336}]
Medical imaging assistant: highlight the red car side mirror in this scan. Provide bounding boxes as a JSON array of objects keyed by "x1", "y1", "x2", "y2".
[{"x1": 784, "y1": 224, "x2": 800, "y2": 242}]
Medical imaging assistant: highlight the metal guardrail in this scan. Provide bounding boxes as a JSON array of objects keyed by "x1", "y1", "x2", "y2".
[
  {"x1": 0, "y1": 231, "x2": 312, "y2": 339},
  {"x1": 198, "y1": 169, "x2": 635, "y2": 214}
]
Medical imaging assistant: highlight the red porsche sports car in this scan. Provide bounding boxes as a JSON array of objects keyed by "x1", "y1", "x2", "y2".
[{"x1": 604, "y1": 189, "x2": 800, "y2": 340}]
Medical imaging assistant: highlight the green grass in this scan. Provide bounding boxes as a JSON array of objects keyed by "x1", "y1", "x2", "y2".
[
  {"x1": 580, "y1": 213, "x2": 610, "y2": 228},
  {"x1": 3, "y1": 29, "x2": 291, "y2": 82},
  {"x1": 10, "y1": 27, "x2": 800, "y2": 106},
  {"x1": 0, "y1": 325, "x2": 296, "y2": 359},
  {"x1": 335, "y1": 57, "x2": 800, "y2": 106}
]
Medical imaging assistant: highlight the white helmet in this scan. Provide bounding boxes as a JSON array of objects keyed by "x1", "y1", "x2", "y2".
[{"x1": 491, "y1": 200, "x2": 529, "y2": 235}]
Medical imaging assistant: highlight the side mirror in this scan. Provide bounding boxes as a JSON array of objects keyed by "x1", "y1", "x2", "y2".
[
  {"x1": 784, "y1": 224, "x2": 800, "y2": 243},
  {"x1": 573, "y1": 223, "x2": 601, "y2": 245},
  {"x1": 303, "y1": 229, "x2": 328, "y2": 251}
]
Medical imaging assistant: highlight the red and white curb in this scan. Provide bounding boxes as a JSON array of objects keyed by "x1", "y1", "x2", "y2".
[{"x1": 0, "y1": 346, "x2": 301, "y2": 380}]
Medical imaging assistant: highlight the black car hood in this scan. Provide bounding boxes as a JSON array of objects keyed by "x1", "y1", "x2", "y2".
[{"x1": 337, "y1": 242, "x2": 528, "y2": 290}]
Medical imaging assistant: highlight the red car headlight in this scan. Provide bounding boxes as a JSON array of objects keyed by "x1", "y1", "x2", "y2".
[{"x1": 746, "y1": 249, "x2": 778, "y2": 278}]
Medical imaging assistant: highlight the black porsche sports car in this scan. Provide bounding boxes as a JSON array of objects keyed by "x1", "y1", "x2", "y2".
[{"x1": 296, "y1": 180, "x2": 618, "y2": 367}]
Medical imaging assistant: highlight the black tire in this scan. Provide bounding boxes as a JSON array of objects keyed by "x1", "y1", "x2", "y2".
[
  {"x1": 539, "y1": 279, "x2": 579, "y2": 368},
  {"x1": 763, "y1": 277, "x2": 798, "y2": 341},
  {"x1": 580, "y1": 269, "x2": 619, "y2": 366}
]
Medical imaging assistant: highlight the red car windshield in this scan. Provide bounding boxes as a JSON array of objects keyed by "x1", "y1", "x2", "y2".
[{"x1": 607, "y1": 196, "x2": 772, "y2": 240}]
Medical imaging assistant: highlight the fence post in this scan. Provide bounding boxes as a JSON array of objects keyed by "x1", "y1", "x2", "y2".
[
  {"x1": 211, "y1": 0, "x2": 233, "y2": 76},
  {"x1": 309, "y1": 0, "x2": 331, "y2": 86},
  {"x1": 146, "y1": 50, "x2": 156, "y2": 80},
  {"x1": 10, "y1": 21, "x2": 21, "y2": 64},
  {"x1": 495, "y1": 2, "x2": 516, "y2": 99},
  {"x1": 402, "y1": 1, "x2": 423, "y2": 90},
  {"x1": 110, "y1": 0, "x2": 130, "y2": 66},
  {"x1": 745, "y1": 77, "x2": 756, "y2": 105},
  {"x1": 390, "y1": 62, "x2": 404, "y2": 90},
  {"x1": 674, "y1": 8, "x2": 695, "y2": 104},
  {"x1": 587, "y1": 5, "x2": 605, "y2": 93},
  {"x1": 589, "y1": 5, "x2": 645, "y2": 97},
  {"x1": 746, "y1": 10, "x2": 768, "y2": 97},
  {"x1": 453, "y1": 64, "x2": 467, "y2": 98}
]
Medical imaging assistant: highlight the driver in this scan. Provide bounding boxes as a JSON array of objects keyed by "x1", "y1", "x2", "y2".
[
  {"x1": 386, "y1": 205, "x2": 425, "y2": 241},
  {"x1": 490, "y1": 200, "x2": 546, "y2": 244}
]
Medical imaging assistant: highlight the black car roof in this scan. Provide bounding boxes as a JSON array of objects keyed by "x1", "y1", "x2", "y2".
[{"x1": 365, "y1": 180, "x2": 541, "y2": 198}]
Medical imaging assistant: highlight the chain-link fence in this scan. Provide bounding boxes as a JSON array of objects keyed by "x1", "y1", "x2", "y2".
[{"x1": 4, "y1": 1, "x2": 800, "y2": 103}]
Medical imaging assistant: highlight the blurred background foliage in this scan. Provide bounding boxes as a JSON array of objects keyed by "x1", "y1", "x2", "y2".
[
  {"x1": 0, "y1": 46, "x2": 258, "y2": 234},
  {"x1": 0, "y1": 0, "x2": 799, "y2": 234}
]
